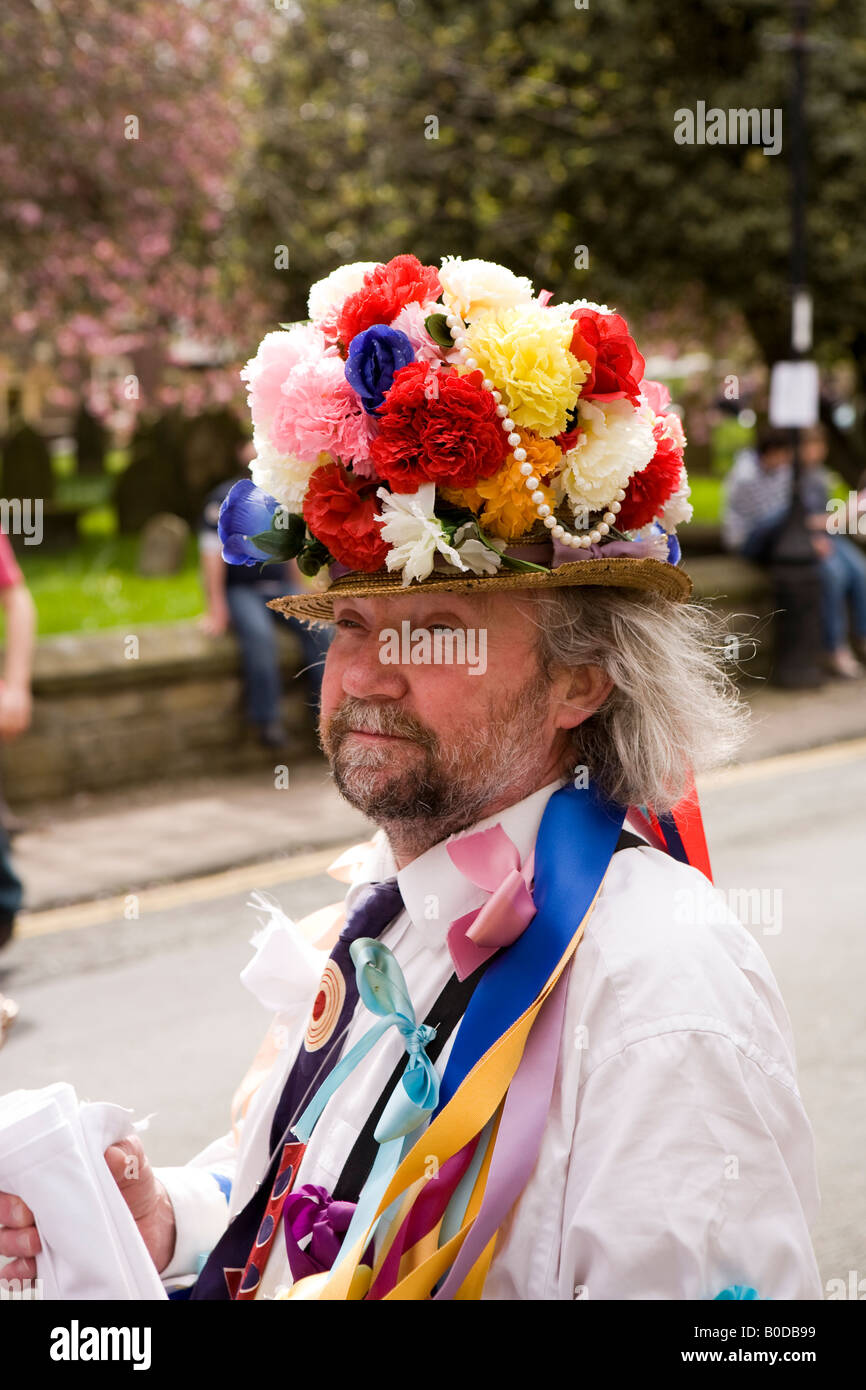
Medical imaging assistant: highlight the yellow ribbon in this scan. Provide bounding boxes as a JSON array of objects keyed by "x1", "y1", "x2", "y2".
[{"x1": 286, "y1": 879, "x2": 604, "y2": 1301}]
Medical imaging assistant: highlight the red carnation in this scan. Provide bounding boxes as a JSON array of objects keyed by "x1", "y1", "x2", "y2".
[
  {"x1": 617, "y1": 426, "x2": 684, "y2": 531},
  {"x1": 303, "y1": 462, "x2": 389, "y2": 572},
  {"x1": 336, "y1": 254, "x2": 442, "y2": 347},
  {"x1": 570, "y1": 308, "x2": 646, "y2": 405},
  {"x1": 370, "y1": 361, "x2": 510, "y2": 490}
]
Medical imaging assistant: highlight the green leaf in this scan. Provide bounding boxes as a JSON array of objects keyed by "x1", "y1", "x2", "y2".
[{"x1": 424, "y1": 313, "x2": 454, "y2": 348}]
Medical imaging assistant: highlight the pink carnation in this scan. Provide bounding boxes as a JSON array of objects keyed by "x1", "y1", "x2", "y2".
[
  {"x1": 241, "y1": 325, "x2": 328, "y2": 434},
  {"x1": 270, "y1": 355, "x2": 379, "y2": 469},
  {"x1": 389, "y1": 300, "x2": 455, "y2": 365}
]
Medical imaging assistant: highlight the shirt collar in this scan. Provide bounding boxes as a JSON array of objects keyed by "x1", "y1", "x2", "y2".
[{"x1": 348, "y1": 777, "x2": 567, "y2": 949}]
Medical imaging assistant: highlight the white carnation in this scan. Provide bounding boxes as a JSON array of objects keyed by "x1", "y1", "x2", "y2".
[
  {"x1": 452, "y1": 524, "x2": 504, "y2": 575},
  {"x1": 560, "y1": 399, "x2": 656, "y2": 512},
  {"x1": 307, "y1": 261, "x2": 381, "y2": 325},
  {"x1": 376, "y1": 485, "x2": 467, "y2": 587},
  {"x1": 659, "y1": 469, "x2": 693, "y2": 530},
  {"x1": 439, "y1": 256, "x2": 534, "y2": 322},
  {"x1": 248, "y1": 431, "x2": 322, "y2": 511}
]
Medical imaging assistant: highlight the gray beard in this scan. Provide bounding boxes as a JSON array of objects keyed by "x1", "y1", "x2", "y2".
[{"x1": 319, "y1": 671, "x2": 554, "y2": 856}]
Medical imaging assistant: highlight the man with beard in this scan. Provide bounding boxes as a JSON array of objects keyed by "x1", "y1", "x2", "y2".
[{"x1": 0, "y1": 256, "x2": 823, "y2": 1300}]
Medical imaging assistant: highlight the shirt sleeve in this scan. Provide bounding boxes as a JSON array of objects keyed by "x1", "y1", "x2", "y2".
[
  {"x1": 558, "y1": 1027, "x2": 823, "y2": 1300},
  {"x1": 154, "y1": 1132, "x2": 237, "y2": 1283}
]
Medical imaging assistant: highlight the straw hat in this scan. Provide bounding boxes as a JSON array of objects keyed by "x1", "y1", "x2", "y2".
[{"x1": 219, "y1": 254, "x2": 695, "y2": 622}]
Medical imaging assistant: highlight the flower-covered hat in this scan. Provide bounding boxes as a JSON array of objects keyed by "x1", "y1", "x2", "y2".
[{"x1": 219, "y1": 254, "x2": 694, "y2": 620}]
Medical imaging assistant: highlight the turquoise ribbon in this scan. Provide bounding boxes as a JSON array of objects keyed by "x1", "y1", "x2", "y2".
[
  {"x1": 293, "y1": 938, "x2": 439, "y2": 1147},
  {"x1": 289, "y1": 938, "x2": 440, "y2": 1284}
]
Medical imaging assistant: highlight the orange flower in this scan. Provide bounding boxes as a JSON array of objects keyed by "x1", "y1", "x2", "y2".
[{"x1": 442, "y1": 432, "x2": 561, "y2": 541}]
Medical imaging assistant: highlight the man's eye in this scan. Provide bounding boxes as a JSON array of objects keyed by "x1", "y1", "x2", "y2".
[{"x1": 335, "y1": 618, "x2": 362, "y2": 630}]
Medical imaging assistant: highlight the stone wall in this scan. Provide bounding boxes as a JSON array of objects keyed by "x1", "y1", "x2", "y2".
[
  {"x1": 1, "y1": 622, "x2": 318, "y2": 804},
  {"x1": 0, "y1": 560, "x2": 775, "y2": 806}
]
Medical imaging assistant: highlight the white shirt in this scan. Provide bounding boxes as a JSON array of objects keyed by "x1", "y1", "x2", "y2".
[{"x1": 156, "y1": 778, "x2": 822, "y2": 1300}]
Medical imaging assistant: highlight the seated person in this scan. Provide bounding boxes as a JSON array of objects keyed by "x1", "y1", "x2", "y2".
[{"x1": 723, "y1": 425, "x2": 866, "y2": 678}]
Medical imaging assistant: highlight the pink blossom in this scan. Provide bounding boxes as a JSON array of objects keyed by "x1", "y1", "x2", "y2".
[
  {"x1": 270, "y1": 354, "x2": 379, "y2": 469},
  {"x1": 241, "y1": 325, "x2": 327, "y2": 432}
]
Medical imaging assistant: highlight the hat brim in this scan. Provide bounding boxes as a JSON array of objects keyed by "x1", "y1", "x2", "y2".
[{"x1": 268, "y1": 555, "x2": 692, "y2": 623}]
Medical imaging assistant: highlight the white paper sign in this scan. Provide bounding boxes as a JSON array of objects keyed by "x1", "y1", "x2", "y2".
[{"x1": 769, "y1": 361, "x2": 820, "y2": 428}]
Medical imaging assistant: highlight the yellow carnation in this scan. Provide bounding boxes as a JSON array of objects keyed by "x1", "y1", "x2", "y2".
[
  {"x1": 443, "y1": 433, "x2": 562, "y2": 542},
  {"x1": 461, "y1": 304, "x2": 588, "y2": 438}
]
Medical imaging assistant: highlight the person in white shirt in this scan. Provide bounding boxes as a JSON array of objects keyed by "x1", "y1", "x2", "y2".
[
  {"x1": 0, "y1": 583, "x2": 822, "y2": 1300},
  {"x1": 0, "y1": 255, "x2": 824, "y2": 1300}
]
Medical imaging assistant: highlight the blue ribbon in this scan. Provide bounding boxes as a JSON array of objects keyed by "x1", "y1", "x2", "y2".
[{"x1": 434, "y1": 779, "x2": 625, "y2": 1114}]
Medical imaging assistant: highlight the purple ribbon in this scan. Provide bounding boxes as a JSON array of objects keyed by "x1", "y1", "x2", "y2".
[
  {"x1": 328, "y1": 537, "x2": 664, "y2": 583},
  {"x1": 282, "y1": 1183, "x2": 359, "y2": 1281}
]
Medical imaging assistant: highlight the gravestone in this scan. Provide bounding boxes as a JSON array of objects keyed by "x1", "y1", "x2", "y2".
[
  {"x1": 74, "y1": 404, "x2": 107, "y2": 476},
  {"x1": 115, "y1": 410, "x2": 189, "y2": 533},
  {"x1": 182, "y1": 409, "x2": 245, "y2": 522},
  {"x1": 138, "y1": 513, "x2": 190, "y2": 576},
  {"x1": 1, "y1": 423, "x2": 55, "y2": 503}
]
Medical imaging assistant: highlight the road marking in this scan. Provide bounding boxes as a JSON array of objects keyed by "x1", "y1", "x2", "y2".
[
  {"x1": 15, "y1": 736, "x2": 866, "y2": 940},
  {"x1": 698, "y1": 736, "x2": 866, "y2": 791},
  {"x1": 15, "y1": 845, "x2": 353, "y2": 940}
]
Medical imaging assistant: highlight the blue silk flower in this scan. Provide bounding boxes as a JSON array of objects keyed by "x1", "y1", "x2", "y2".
[
  {"x1": 217, "y1": 478, "x2": 282, "y2": 566},
  {"x1": 344, "y1": 325, "x2": 415, "y2": 414}
]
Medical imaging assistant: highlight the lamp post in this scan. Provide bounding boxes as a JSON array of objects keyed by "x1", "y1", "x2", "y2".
[{"x1": 767, "y1": 0, "x2": 825, "y2": 688}]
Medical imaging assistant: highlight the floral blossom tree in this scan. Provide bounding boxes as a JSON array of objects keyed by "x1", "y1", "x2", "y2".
[{"x1": 0, "y1": 0, "x2": 275, "y2": 418}]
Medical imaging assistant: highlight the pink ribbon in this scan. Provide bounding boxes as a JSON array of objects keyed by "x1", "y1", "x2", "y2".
[{"x1": 445, "y1": 825, "x2": 536, "y2": 980}]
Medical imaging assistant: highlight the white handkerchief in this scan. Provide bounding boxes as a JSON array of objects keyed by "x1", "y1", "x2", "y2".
[{"x1": 0, "y1": 1082, "x2": 167, "y2": 1300}]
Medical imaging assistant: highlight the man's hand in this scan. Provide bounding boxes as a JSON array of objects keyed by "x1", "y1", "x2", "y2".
[
  {"x1": 0, "y1": 683, "x2": 31, "y2": 739},
  {"x1": 199, "y1": 605, "x2": 230, "y2": 637},
  {"x1": 0, "y1": 1134, "x2": 177, "y2": 1280}
]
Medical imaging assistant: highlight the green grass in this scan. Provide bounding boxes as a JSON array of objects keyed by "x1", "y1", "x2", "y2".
[
  {"x1": 688, "y1": 475, "x2": 723, "y2": 525},
  {"x1": 10, "y1": 534, "x2": 204, "y2": 637}
]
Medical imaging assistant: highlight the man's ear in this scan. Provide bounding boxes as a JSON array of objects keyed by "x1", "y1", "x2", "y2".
[{"x1": 553, "y1": 664, "x2": 614, "y2": 732}]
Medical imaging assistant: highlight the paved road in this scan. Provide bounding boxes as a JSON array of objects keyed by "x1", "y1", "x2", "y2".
[{"x1": 2, "y1": 744, "x2": 864, "y2": 1294}]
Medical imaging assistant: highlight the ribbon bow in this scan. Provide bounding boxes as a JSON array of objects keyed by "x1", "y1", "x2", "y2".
[
  {"x1": 282, "y1": 1184, "x2": 360, "y2": 1282},
  {"x1": 291, "y1": 940, "x2": 440, "y2": 1285},
  {"x1": 446, "y1": 824, "x2": 537, "y2": 980},
  {"x1": 293, "y1": 939, "x2": 438, "y2": 1146}
]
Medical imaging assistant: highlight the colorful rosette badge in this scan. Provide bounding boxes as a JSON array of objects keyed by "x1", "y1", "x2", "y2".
[{"x1": 218, "y1": 254, "x2": 692, "y2": 586}]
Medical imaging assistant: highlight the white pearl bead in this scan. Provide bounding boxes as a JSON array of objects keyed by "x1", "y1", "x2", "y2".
[
  {"x1": 496, "y1": 404, "x2": 508, "y2": 418},
  {"x1": 502, "y1": 417, "x2": 515, "y2": 431},
  {"x1": 580, "y1": 535, "x2": 592, "y2": 549},
  {"x1": 490, "y1": 389, "x2": 501, "y2": 401},
  {"x1": 464, "y1": 356, "x2": 477, "y2": 368},
  {"x1": 569, "y1": 534, "x2": 581, "y2": 548},
  {"x1": 589, "y1": 530, "x2": 601, "y2": 544},
  {"x1": 519, "y1": 462, "x2": 533, "y2": 476},
  {"x1": 482, "y1": 378, "x2": 494, "y2": 391},
  {"x1": 512, "y1": 447, "x2": 527, "y2": 462},
  {"x1": 552, "y1": 525, "x2": 564, "y2": 540},
  {"x1": 597, "y1": 522, "x2": 610, "y2": 535},
  {"x1": 543, "y1": 515, "x2": 557, "y2": 529},
  {"x1": 445, "y1": 314, "x2": 459, "y2": 328},
  {"x1": 530, "y1": 490, "x2": 545, "y2": 504},
  {"x1": 537, "y1": 504, "x2": 551, "y2": 518},
  {"x1": 524, "y1": 475, "x2": 539, "y2": 490},
  {"x1": 602, "y1": 512, "x2": 616, "y2": 526},
  {"x1": 507, "y1": 432, "x2": 521, "y2": 447},
  {"x1": 615, "y1": 489, "x2": 626, "y2": 502},
  {"x1": 610, "y1": 500, "x2": 621, "y2": 514}
]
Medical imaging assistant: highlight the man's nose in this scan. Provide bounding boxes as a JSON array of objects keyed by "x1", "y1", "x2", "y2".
[{"x1": 340, "y1": 637, "x2": 409, "y2": 701}]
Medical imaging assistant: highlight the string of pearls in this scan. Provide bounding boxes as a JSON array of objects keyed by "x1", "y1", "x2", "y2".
[{"x1": 443, "y1": 306, "x2": 623, "y2": 549}]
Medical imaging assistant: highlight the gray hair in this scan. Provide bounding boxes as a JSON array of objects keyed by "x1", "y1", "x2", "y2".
[{"x1": 523, "y1": 587, "x2": 749, "y2": 811}]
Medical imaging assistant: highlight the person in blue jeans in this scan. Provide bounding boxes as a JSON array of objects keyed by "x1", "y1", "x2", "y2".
[
  {"x1": 723, "y1": 426, "x2": 866, "y2": 678},
  {"x1": 199, "y1": 474, "x2": 332, "y2": 746}
]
